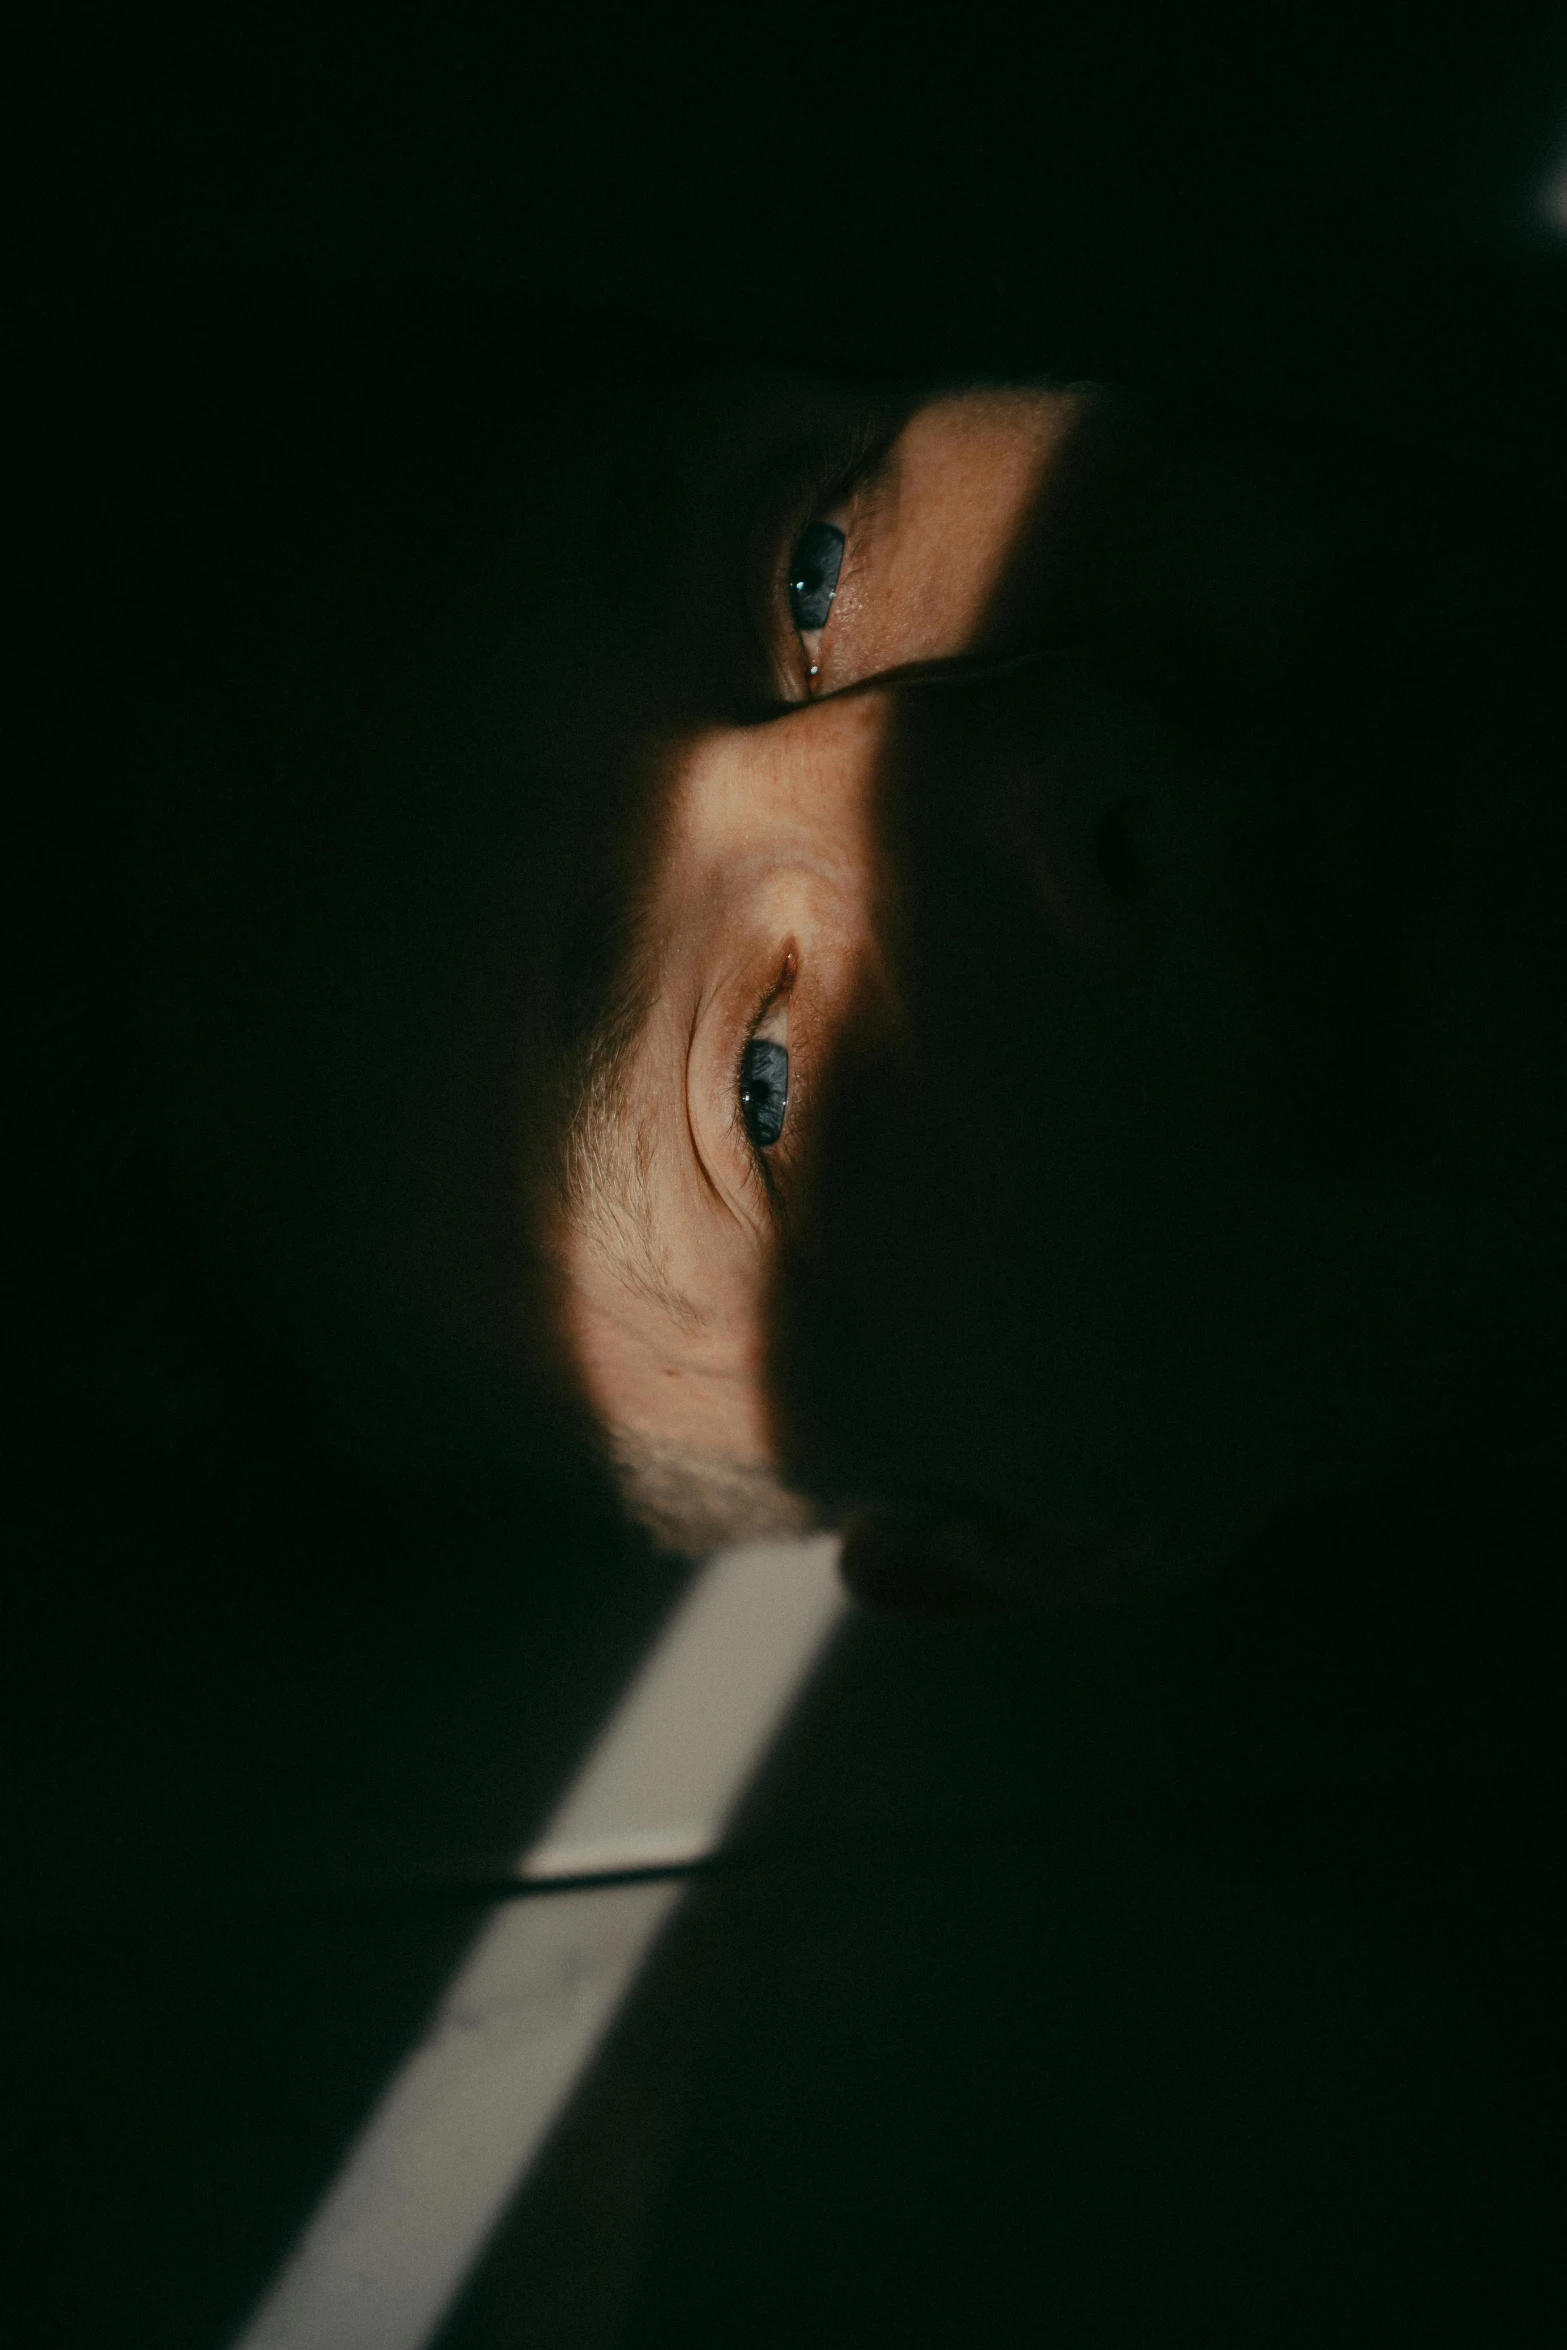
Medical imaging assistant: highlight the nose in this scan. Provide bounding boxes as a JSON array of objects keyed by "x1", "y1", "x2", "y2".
[
  {"x1": 989, "y1": 664, "x2": 1176, "y2": 956},
  {"x1": 895, "y1": 654, "x2": 1188, "y2": 964}
]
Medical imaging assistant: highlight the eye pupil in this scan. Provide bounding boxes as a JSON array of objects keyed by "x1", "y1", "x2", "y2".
[
  {"x1": 787, "y1": 521, "x2": 845, "y2": 633},
  {"x1": 739, "y1": 1038, "x2": 789, "y2": 1149}
]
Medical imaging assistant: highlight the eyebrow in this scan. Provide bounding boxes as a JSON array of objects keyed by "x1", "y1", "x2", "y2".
[
  {"x1": 586, "y1": 1187, "x2": 711, "y2": 1334},
  {"x1": 562, "y1": 975, "x2": 713, "y2": 1334},
  {"x1": 558, "y1": 843, "x2": 731, "y2": 1350}
]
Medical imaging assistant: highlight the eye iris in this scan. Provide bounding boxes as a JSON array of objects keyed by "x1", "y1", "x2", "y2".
[
  {"x1": 788, "y1": 521, "x2": 845, "y2": 633},
  {"x1": 739, "y1": 1038, "x2": 789, "y2": 1149}
]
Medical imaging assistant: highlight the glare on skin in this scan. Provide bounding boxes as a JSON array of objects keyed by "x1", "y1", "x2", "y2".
[{"x1": 561, "y1": 389, "x2": 1084, "y2": 1469}]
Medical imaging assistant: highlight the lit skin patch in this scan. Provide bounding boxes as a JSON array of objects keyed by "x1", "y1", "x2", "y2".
[
  {"x1": 793, "y1": 389, "x2": 1082, "y2": 699},
  {"x1": 561, "y1": 688, "x2": 890, "y2": 1466}
]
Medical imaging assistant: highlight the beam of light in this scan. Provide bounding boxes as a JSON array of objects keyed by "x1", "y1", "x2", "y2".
[{"x1": 228, "y1": 1533, "x2": 847, "y2": 2350}]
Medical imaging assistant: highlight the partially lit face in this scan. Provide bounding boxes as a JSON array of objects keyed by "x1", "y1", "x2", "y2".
[
  {"x1": 556, "y1": 379, "x2": 1567, "y2": 1556},
  {"x1": 563, "y1": 390, "x2": 1083, "y2": 1459}
]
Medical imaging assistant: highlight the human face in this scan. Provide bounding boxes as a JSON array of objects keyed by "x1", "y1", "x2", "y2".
[
  {"x1": 557, "y1": 382, "x2": 1567, "y2": 1547},
  {"x1": 561, "y1": 389, "x2": 1085, "y2": 1467}
]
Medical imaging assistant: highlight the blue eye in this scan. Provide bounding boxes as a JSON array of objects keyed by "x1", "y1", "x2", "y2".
[
  {"x1": 788, "y1": 521, "x2": 845, "y2": 633},
  {"x1": 739, "y1": 1037, "x2": 789, "y2": 1149}
]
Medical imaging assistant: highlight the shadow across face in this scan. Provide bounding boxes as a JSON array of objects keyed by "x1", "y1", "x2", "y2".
[{"x1": 767, "y1": 397, "x2": 1567, "y2": 1555}]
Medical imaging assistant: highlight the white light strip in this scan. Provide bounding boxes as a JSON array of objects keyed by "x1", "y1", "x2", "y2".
[
  {"x1": 229, "y1": 1534, "x2": 846, "y2": 2350},
  {"x1": 521, "y1": 1531, "x2": 848, "y2": 1882}
]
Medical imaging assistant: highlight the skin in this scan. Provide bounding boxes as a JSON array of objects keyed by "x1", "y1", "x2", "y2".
[
  {"x1": 565, "y1": 391, "x2": 1084, "y2": 1469},
  {"x1": 558, "y1": 381, "x2": 1567, "y2": 1574}
]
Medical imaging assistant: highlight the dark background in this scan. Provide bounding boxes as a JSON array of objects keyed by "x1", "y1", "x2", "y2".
[
  {"x1": 8, "y1": 9, "x2": 1567, "y2": 2343},
  {"x1": 11, "y1": 8, "x2": 1567, "y2": 400}
]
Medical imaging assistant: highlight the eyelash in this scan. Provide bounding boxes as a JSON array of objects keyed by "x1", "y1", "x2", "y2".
[{"x1": 744, "y1": 414, "x2": 898, "y2": 706}]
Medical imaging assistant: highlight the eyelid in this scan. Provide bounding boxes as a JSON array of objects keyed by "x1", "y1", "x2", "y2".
[{"x1": 742, "y1": 414, "x2": 901, "y2": 711}]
